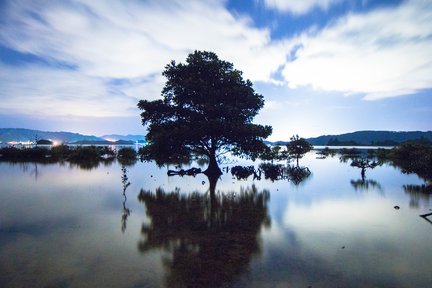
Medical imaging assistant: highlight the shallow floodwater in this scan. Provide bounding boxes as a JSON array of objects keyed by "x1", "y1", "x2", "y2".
[{"x1": 1, "y1": 152, "x2": 431, "y2": 287}]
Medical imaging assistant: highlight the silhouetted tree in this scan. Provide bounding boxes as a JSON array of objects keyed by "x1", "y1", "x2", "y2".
[
  {"x1": 388, "y1": 141, "x2": 432, "y2": 181},
  {"x1": 121, "y1": 165, "x2": 131, "y2": 233},
  {"x1": 286, "y1": 135, "x2": 313, "y2": 166},
  {"x1": 138, "y1": 51, "x2": 272, "y2": 176},
  {"x1": 350, "y1": 158, "x2": 378, "y2": 180},
  {"x1": 117, "y1": 147, "x2": 137, "y2": 166},
  {"x1": 259, "y1": 145, "x2": 285, "y2": 162}
]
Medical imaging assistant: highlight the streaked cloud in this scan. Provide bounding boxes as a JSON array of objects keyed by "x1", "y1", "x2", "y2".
[
  {"x1": 263, "y1": 0, "x2": 344, "y2": 15},
  {"x1": 0, "y1": 0, "x2": 293, "y2": 118},
  {"x1": 0, "y1": 63, "x2": 137, "y2": 117},
  {"x1": 0, "y1": 0, "x2": 290, "y2": 81},
  {"x1": 282, "y1": 0, "x2": 432, "y2": 100}
]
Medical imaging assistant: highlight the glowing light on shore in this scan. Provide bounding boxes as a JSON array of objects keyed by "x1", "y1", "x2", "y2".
[{"x1": 103, "y1": 138, "x2": 118, "y2": 142}]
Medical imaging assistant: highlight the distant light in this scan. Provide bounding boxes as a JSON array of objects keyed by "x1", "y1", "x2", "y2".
[{"x1": 104, "y1": 137, "x2": 117, "y2": 142}]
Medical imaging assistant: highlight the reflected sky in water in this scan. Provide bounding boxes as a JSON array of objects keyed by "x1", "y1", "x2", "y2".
[{"x1": 0, "y1": 152, "x2": 431, "y2": 287}]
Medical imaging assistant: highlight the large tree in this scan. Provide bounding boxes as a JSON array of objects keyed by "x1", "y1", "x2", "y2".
[{"x1": 138, "y1": 51, "x2": 272, "y2": 175}]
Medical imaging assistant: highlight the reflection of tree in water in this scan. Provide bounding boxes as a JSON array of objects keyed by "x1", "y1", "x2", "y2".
[
  {"x1": 121, "y1": 165, "x2": 131, "y2": 233},
  {"x1": 258, "y1": 163, "x2": 311, "y2": 185},
  {"x1": 68, "y1": 158, "x2": 114, "y2": 170},
  {"x1": 348, "y1": 158, "x2": 382, "y2": 193},
  {"x1": 350, "y1": 179, "x2": 383, "y2": 193},
  {"x1": 403, "y1": 184, "x2": 432, "y2": 208},
  {"x1": 137, "y1": 176, "x2": 271, "y2": 288},
  {"x1": 286, "y1": 165, "x2": 311, "y2": 185}
]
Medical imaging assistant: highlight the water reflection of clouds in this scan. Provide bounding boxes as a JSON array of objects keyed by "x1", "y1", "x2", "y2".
[
  {"x1": 259, "y1": 196, "x2": 432, "y2": 287},
  {"x1": 283, "y1": 196, "x2": 399, "y2": 235}
]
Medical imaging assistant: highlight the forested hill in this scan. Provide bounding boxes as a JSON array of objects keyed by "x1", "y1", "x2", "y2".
[
  {"x1": 0, "y1": 128, "x2": 103, "y2": 143},
  {"x1": 2, "y1": 128, "x2": 431, "y2": 146},
  {"x1": 306, "y1": 131, "x2": 432, "y2": 146}
]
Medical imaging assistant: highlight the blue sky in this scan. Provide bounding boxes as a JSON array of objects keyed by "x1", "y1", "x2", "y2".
[{"x1": 0, "y1": 0, "x2": 431, "y2": 140}]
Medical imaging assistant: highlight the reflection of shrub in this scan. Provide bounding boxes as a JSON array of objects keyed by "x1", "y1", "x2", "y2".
[
  {"x1": 231, "y1": 166, "x2": 255, "y2": 180},
  {"x1": 287, "y1": 165, "x2": 311, "y2": 185},
  {"x1": 259, "y1": 163, "x2": 284, "y2": 181}
]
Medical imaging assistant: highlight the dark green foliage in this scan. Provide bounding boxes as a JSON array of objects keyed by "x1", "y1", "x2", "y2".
[
  {"x1": 308, "y1": 130, "x2": 432, "y2": 146},
  {"x1": 316, "y1": 147, "x2": 337, "y2": 158},
  {"x1": 231, "y1": 165, "x2": 255, "y2": 180},
  {"x1": 259, "y1": 145, "x2": 286, "y2": 162},
  {"x1": 339, "y1": 148, "x2": 361, "y2": 156},
  {"x1": 117, "y1": 147, "x2": 137, "y2": 159},
  {"x1": 387, "y1": 141, "x2": 432, "y2": 181},
  {"x1": 327, "y1": 138, "x2": 359, "y2": 146},
  {"x1": 286, "y1": 135, "x2": 313, "y2": 166},
  {"x1": 0, "y1": 146, "x2": 49, "y2": 159},
  {"x1": 138, "y1": 50, "x2": 272, "y2": 175},
  {"x1": 259, "y1": 163, "x2": 285, "y2": 181},
  {"x1": 0, "y1": 145, "x2": 114, "y2": 170},
  {"x1": 51, "y1": 144, "x2": 71, "y2": 159},
  {"x1": 68, "y1": 146, "x2": 103, "y2": 161}
]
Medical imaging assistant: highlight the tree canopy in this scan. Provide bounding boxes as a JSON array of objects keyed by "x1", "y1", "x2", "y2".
[
  {"x1": 138, "y1": 51, "x2": 272, "y2": 175},
  {"x1": 286, "y1": 135, "x2": 313, "y2": 166}
]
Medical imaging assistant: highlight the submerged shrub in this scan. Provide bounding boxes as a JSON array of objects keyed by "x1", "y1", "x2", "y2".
[
  {"x1": 117, "y1": 147, "x2": 137, "y2": 166},
  {"x1": 68, "y1": 146, "x2": 101, "y2": 161}
]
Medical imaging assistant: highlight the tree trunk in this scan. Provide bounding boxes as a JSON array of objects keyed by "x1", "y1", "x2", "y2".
[{"x1": 204, "y1": 151, "x2": 222, "y2": 177}]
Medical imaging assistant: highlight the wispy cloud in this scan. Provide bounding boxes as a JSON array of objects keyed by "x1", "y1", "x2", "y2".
[
  {"x1": 0, "y1": 0, "x2": 294, "y2": 117},
  {"x1": 0, "y1": 0, "x2": 431, "y2": 123},
  {"x1": 0, "y1": 63, "x2": 137, "y2": 117},
  {"x1": 263, "y1": 0, "x2": 344, "y2": 15},
  {"x1": 0, "y1": 0, "x2": 290, "y2": 81},
  {"x1": 282, "y1": 0, "x2": 432, "y2": 100}
]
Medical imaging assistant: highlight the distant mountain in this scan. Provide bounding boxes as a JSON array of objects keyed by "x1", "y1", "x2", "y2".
[
  {"x1": 0, "y1": 128, "x2": 103, "y2": 143},
  {"x1": 2, "y1": 128, "x2": 430, "y2": 147},
  {"x1": 306, "y1": 131, "x2": 432, "y2": 146},
  {"x1": 100, "y1": 134, "x2": 145, "y2": 142},
  {"x1": 72, "y1": 139, "x2": 135, "y2": 145}
]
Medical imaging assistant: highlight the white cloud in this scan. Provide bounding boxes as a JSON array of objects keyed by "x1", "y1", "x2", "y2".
[
  {"x1": 0, "y1": 0, "x2": 295, "y2": 118},
  {"x1": 0, "y1": 64, "x2": 139, "y2": 117},
  {"x1": 0, "y1": 0, "x2": 291, "y2": 82},
  {"x1": 263, "y1": 0, "x2": 344, "y2": 15},
  {"x1": 0, "y1": 0, "x2": 431, "y2": 124},
  {"x1": 282, "y1": 0, "x2": 432, "y2": 100}
]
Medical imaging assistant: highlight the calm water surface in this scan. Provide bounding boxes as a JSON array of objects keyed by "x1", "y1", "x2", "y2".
[{"x1": 1, "y1": 152, "x2": 431, "y2": 287}]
